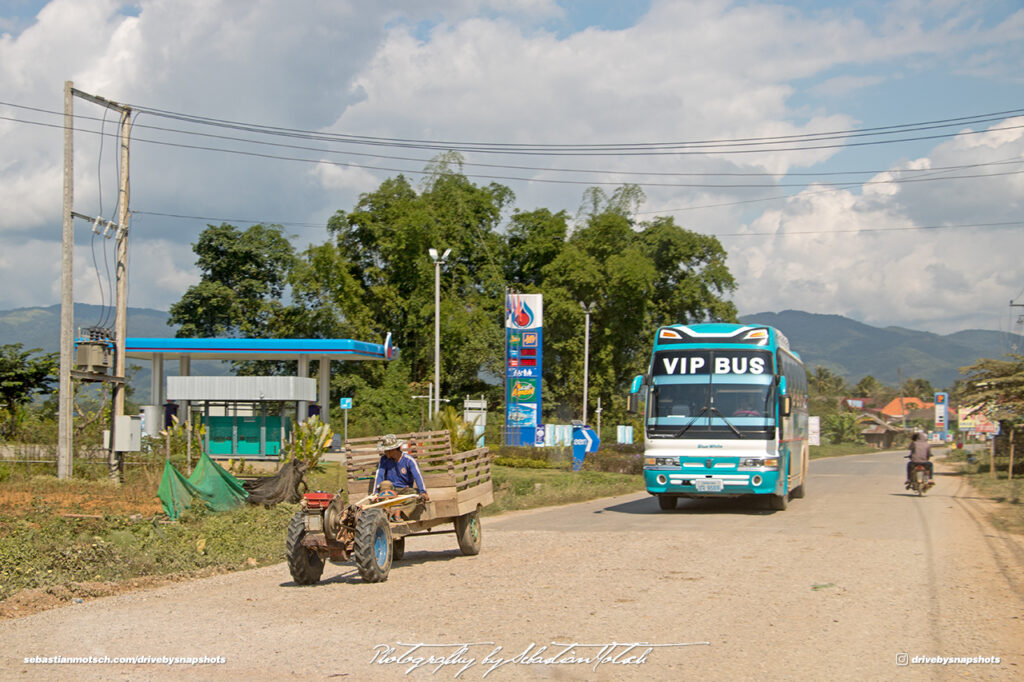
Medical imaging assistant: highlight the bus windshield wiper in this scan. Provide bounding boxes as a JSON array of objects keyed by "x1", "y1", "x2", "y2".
[
  {"x1": 674, "y1": 405, "x2": 709, "y2": 438},
  {"x1": 709, "y1": 406, "x2": 743, "y2": 438}
]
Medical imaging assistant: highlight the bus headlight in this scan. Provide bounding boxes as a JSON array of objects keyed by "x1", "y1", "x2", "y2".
[
  {"x1": 645, "y1": 456, "x2": 679, "y2": 467},
  {"x1": 740, "y1": 457, "x2": 779, "y2": 469}
]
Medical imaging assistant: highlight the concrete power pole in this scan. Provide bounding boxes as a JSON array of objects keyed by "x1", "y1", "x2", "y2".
[
  {"x1": 58, "y1": 81, "x2": 74, "y2": 479},
  {"x1": 57, "y1": 85, "x2": 132, "y2": 482},
  {"x1": 110, "y1": 105, "x2": 131, "y2": 481}
]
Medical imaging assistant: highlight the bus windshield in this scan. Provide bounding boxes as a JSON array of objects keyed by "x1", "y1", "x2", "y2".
[{"x1": 647, "y1": 380, "x2": 775, "y2": 439}]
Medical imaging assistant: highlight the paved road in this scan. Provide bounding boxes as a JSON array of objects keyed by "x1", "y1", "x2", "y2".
[{"x1": 1, "y1": 451, "x2": 1022, "y2": 680}]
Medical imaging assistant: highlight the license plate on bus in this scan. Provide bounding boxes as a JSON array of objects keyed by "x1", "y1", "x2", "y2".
[{"x1": 695, "y1": 478, "x2": 723, "y2": 492}]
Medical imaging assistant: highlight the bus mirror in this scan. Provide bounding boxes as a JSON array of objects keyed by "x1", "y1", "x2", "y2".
[
  {"x1": 630, "y1": 374, "x2": 646, "y2": 394},
  {"x1": 777, "y1": 375, "x2": 788, "y2": 396},
  {"x1": 627, "y1": 393, "x2": 640, "y2": 414},
  {"x1": 780, "y1": 395, "x2": 792, "y2": 417}
]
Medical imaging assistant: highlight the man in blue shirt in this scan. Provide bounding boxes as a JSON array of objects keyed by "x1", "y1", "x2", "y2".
[{"x1": 373, "y1": 435, "x2": 430, "y2": 511}]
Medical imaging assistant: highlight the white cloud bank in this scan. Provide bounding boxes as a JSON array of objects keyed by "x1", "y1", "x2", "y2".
[{"x1": 0, "y1": 0, "x2": 1021, "y2": 336}]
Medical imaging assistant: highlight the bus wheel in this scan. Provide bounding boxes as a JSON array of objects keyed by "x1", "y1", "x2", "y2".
[
  {"x1": 657, "y1": 495, "x2": 677, "y2": 511},
  {"x1": 790, "y1": 483, "x2": 805, "y2": 499},
  {"x1": 768, "y1": 493, "x2": 788, "y2": 511}
]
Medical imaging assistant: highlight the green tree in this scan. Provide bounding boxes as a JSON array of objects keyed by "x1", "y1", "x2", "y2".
[
  {"x1": 536, "y1": 187, "x2": 736, "y2": 421},
  {"x1": 902, "y1": 377, "x2": 936, "y2": 401},
  {"x1": 810, "y1": 366, "x2": 847, "y2": 396},
  {"x1": 959, "y1": 354, "x2": 1024, "y2": 422},
  {"x1": 822, "y1": 413, "x2": 863, "y2": 445},
  {"x1": 0, "y1": 344, "x2": 58, "y2": 439},
  {"x1": 168, "y1": 223, "x2": 296, "y2": 338},
  {"x1": 321, "y1": 163, "x2": 511, "y2": 399}
]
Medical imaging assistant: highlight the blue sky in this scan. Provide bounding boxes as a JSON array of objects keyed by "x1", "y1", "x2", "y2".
[{"x1": 0, "y1": 0, "x2": 1022, "y2": 335}]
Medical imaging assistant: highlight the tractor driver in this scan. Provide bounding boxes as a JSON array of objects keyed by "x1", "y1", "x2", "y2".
[{"x1": 373, "y1": 435, "x2": 430, "y2": 520}]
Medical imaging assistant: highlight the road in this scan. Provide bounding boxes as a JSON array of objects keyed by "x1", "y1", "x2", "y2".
[{"x1": 1, "y1": 451, "x2": 1022, "y2": 680}]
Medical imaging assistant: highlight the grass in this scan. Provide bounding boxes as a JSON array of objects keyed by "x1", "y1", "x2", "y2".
[
  {"x1": 486, "y1": 465, "x2": 644, "y2": 515},
  {"x1": 809, "y1": 442, "x2": 880, "y2": 459},
  {"x1": 940, "y1": 448, "x2": 1024, "y2": 535}
]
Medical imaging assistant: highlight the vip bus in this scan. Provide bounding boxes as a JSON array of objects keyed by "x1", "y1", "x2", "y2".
[{"x1": 630, "y1": 323, "x2": 809, "y2": 511}]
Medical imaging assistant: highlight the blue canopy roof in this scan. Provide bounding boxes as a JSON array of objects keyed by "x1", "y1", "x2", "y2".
[{"x1": 123, "y1": 337, "x2": 396, "y2": 362}]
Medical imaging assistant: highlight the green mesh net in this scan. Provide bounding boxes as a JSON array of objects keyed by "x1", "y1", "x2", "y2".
[{"x1": 157, "y1": 452, "x2": 249, "y2": 520}]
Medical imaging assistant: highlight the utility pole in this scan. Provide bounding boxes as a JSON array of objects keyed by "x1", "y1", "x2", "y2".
[
  {"x1": 897, "y1": 367, "x2": 907, "y2": 432},
  {"x1": 58, "y1": 81, "x2": 74, "y2": 479},
  {"x1": 1011, "y1": 300, "x2": 1024, "y2": 352},
  {"x1": 429, "y1": 247, "x2": 450, "y2": 420},
  {"x1": 580, "y1": 302, "x2": 596, "y2": 424},
  {"x1": 57, "y1": 85, "x2": 132, "y2": 482},
  {"x1": 110, "y1": 104, "x2": 131, "y2": 481}
]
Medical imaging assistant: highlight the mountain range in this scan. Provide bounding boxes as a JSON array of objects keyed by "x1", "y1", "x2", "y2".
[
  {"x1": 738, "y1": 310, "x2": 1022, "y2": 388},
  {"x1": 1, "y1": 304, "x2": 1019, "y2": 395}
]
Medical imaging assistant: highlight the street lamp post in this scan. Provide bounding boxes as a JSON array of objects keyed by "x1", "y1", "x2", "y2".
[
  {"x1": 580, "y1": 301, "x2": 596, "y2": 424},
  {"x1": 429, "y1": 247, "x2": 451, "y2": 420}
]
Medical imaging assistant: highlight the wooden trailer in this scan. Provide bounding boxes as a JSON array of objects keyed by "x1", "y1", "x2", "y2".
[{"x1": 286, "y1": 430, "x2": 492, "y2": 584}]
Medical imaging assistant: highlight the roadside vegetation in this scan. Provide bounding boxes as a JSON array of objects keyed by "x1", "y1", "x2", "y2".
[
  {"x1": 0, "y1": 444, "x2": 643, "y2": 612},
  {"x1": 941, "y1": 447, "x2": 1023, "y2": 535}
]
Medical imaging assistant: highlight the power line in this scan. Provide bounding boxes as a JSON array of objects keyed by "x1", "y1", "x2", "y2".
[
  {"x1": 4, "y1": 101, "x2": 1024, "y2": 191},
  {"x1": 130, "y1": 209, "x2": 325, "y2": 230},
  {"x1": 123, "y1": 100, "x2": 1024, "y2": 154},
  {"x1": 51, "y1": 120, "x2": 1024, "y2": 190},
  {"x1": 4, "y1": 97, "x2": 1024, "y2": 160},
  {"x1": 131, "y1": 208, "x2": 1023, "y2": 239}
]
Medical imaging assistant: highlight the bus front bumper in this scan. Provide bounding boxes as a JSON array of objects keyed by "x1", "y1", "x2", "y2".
[{"x1": 644, "y1": 467, "x2": 781, "y2": 497}]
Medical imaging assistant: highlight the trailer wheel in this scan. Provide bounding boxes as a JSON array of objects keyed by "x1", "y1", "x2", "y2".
[
  {"x1": 657, "y1": 495, "x2": 677, "y2": 511},
  {"x1": 354, "y1": 509, "x2": 392, "y2": 582},
  {"x1": 286, "y1": 511, "x2": 324, "y2": 585},
  {"x1": 455, "y1": 509, "x2": 482, "y2": 556},
  {"x1": 392, "y1": 537, "x2": 405, "y2": 561}
]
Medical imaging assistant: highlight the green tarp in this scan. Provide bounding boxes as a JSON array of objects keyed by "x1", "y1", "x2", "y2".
[{"x1": 157, "y1": 452, "x2": 249, "y2": 520}]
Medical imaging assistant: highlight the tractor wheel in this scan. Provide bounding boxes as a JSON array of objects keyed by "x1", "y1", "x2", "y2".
[
  {"x1": 393, "y1": 537, "x2": 406, "y2": 561},
  {"x1": 354, "y1": 509, "x2": 392, "y2": 582},
  {"x1": 657, "y1": 495, "x2": 677, "y2": 511},
  {"x1": 285, "y1": 511, "x2": 324, "y2": 585},
  {"x1": 455, "y1": 509, "x2": 482, "y2": 556}
]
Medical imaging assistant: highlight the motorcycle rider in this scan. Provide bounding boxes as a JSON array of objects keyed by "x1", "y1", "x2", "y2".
[{"x1": 905, "y1": 431, "x2": 934, "y2": 489}]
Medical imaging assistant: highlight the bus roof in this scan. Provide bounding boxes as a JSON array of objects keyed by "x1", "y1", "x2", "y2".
[{"x1": 655, "y1": 323, "x2": 792, "y2": 351}]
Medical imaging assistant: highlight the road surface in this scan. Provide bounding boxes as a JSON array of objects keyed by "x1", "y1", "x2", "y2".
[{"x1": 1, "y1": 450, "x2": 1021, "y2": 680}]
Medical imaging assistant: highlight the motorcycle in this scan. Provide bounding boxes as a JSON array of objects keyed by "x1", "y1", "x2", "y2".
[{"x1": 906, "y1": 459, "x2": 934, "y2": 496}]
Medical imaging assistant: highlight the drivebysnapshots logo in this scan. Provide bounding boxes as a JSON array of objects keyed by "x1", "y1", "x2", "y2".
[{"x1": 896, "y1": 653, "x2": 1001, "y2": 667}]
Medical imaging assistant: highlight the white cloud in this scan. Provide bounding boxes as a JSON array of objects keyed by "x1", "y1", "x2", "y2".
[
  {"x1": 0, "y1": 0, "x2": 1022, "y2": 337},
  {"x1": 729, "y1": 118, "x2": 1024, "y2": 333}
]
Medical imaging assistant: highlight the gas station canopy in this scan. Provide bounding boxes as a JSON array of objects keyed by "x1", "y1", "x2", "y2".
[
  {"x1": 124, "y1": 337, "x2": 394, "y2": 362},
  {"x1": 123, "y1": 336, "x2": 397, "y2": 428}
]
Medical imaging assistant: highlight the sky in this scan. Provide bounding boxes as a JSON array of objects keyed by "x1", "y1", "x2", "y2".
[{"x1": 0, "y1": 0, "x2": 1022, "y2": 336}]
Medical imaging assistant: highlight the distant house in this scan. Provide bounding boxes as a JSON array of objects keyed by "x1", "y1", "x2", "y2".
[
  {"x1": 858, "y1": 414, "x2": 904, "y2": 449},
  {"x1": 879, "y1": 397, "x2": 933, "y2": 420},
  {"x1": 841, "y1": 397, "x2": 874, "y2": 411}
]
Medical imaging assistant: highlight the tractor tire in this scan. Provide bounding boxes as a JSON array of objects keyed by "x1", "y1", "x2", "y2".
[
  {"x1": 455, "y1": 509, "x2": 482, "y2": 556},
  {"x1": 354, "y1": 509, "x2": 392, "y2": 582},
  {"x1": 286, "y1": 511, "x2": 324, "y2": 585},
  {"x1": 657, "y1": 495, "x2": 677, "y2": 511},
  {"x1": 393, "y1": 537, "x2": 405, "y2": 561}
]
